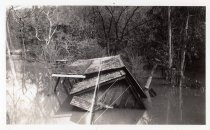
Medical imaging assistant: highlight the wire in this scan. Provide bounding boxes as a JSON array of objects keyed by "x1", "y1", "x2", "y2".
[
  {"x1": 93, "y1": 85, "x2": 131, "y2": 123},
  {"x1": 97, "y1": 79, "x2": 119, "y2": 101},
  {"x1": 88, "y1": 59, "x2": 102, "y2": 124},
  {"x1": 76, "y1": 78, "x2": 118, "y2": 124}
]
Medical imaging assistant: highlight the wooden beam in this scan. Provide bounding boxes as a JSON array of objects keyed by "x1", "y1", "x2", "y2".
[
  {"x1": 123, "y1": 67, "x2": 147, "y2": 98},
  {"x1": 70, "y1": 96, "x2": 101, "y2": 111},
  {"x1": 52, "y1": 113, "x2": 72, "y2": 118},
  {"x1": 71, "y1": 76, "x2": 125, "y2": 96},
  {"x1": 54, "y1": 77, "x2": 61, "y2": 94},
  {"x1": 70, "y1": 70, "x2": 126, "y2": 95},
  {"x1": 52, "y1": 74, "x2": 86, "y2": 78},
  {"x1": 56, "y1": 60, "x2": 67, "y2": 62}
]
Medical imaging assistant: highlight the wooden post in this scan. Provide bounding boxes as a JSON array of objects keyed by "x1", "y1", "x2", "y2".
[
  {"x1": 144, "y1": 64, "x2": 157, "y2": 104},
  {"x1": 144, "y1": 64, "x2": 158, "y2": 89}
]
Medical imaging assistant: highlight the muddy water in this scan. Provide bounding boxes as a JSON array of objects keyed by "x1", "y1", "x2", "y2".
[
  {"x1": 144, "y1": 85, "x2": 205, "y2": 124},
  {"x1": 6, "y1": 58, "x2": 205, "y2": 124},
  {"x1": 56, "y1": 84, "x2": 205, "y2": 124}
]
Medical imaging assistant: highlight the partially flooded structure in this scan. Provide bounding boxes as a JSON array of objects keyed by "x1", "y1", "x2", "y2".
[{"x1": 52, "y1": 55, "x2": 147, "y2": 112}]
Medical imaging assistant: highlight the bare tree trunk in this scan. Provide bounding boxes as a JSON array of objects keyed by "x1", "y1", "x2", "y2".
[
  {"x1": 179, "y1": 10, "x2": 190, "y2": 122},
  {"x1": 168, "y1": 7, "x2": 172, "y2": 82},
  {"x1": 6, "y1": 11, "x2": 20, "y2": 124},
  {"x1": 179, "y1": 49, "x2": 185, "y2": 122},
  {"x1": 168, "y1": 7, "x2": 172, "y2": 69},
  {"x1": 20, "y1": 22, "x2": 27, "y2": 94},
  {"x1": 107, "y1": 41, "x2": 110, "y2": 56},
  {"x1": 10, "y1": 7, "x2": 29, "y2": 94}
]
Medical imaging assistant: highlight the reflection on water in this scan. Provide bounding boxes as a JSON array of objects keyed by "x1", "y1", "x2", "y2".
[
  {"x1": 145, "y1": 85, "x2": 205, "y2": 124},
  {"x1": 6, "y1": 59, "x2": 205, "y2": 124},
  {"x1": 54, "y1": 86, "x2": 205, "y2": 124}
]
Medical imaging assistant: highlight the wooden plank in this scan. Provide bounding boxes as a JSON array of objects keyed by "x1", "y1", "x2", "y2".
[
  {"x1": 70, "y1": 70, "x2": 126, "y2": 94},
  {"x1": 53, "y1": 55, "x2": 125, "y2": 75},
  {"x1": 54, "y1": 77, "x2": 61, "y2": 93},
  {"x1": 125, "y1": 77, "x2": 146, "y2": 109},
  {"x1": 52, "y1": 74, "x2": 86, "y2": 78},
  {"x1": 52, "y1": 64, "x2": 89, "y2": 75},
  {"x1": 70, "y1": 96, "x2": 101, "y2": 111},
  {"x1": 71, "y1": 80, "x2": 146, "y2": 110},
  {"x1": 52, "y1": 113, "x2": 72, "y2": 118},
  {"x1": 123, "y1": 67, "x2": 147, "y2": 98},
  {"x1": 84, "y1": 55, "x2": 125, "y2": 74},
  {"x1": 70, "y1": 96, "x2": 92, "y2": 111},
  {"x1": 56, "y1": 60, "x2": 68, "y2": 62}
]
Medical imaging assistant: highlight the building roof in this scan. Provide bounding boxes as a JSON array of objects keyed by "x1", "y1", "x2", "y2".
[
  {"x1": 53, "y1": 55, "x2": 147, "y2": 107},
  {"x1": 53, "y1": 55, "x2": 147, "y2": 98},
  {"x1": 70, "y1": 70, "x2": 126, "y2": 95},
  {"x1": 53, "y1": 55, "x2": 125, "y2": 75},
  {"x1": 52, "y1": 55, "x2": 148, "y2": 111}
]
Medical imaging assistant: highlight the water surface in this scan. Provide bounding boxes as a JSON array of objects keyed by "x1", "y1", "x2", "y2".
[{"x1": 6, "y1": 58, "x2": 205, "y2": 124}]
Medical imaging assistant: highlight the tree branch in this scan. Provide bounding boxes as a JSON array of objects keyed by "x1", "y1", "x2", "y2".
[
  {"x1": 47, "y1": 26, "x2": 57, "y2": 45},
  {"x1": 105, "y1": 6, "x2": 114, "y2": 34},
  {"x1": 105, "y1": 6, "x2": 128, "y2": 40},
  {"x1": 35, "y1": 27, "x2": 45, "y2": 41},
  {"x1": 120, "y1": 7, "x2": 139, "y2": 41},
  {"x1": 124, "y1": 18, "x2": 154, "y2": 36},
  {"x1": 42, "y1": 7, "x2": 57, "y2": 45},
  {"x1": 115, "y1": 7, "x2": 127, "y2": 39},
  {"x1": 96, "y1": 7, "x2": 107, "y2": 38},
  {"x1": 116, "y1": 6, "x2": 128, "y2": 24}
]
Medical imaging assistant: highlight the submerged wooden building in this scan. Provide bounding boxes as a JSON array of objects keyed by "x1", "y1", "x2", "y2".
[{"x1": 52, "y1": 55, "x2": 148, "y2": 111}]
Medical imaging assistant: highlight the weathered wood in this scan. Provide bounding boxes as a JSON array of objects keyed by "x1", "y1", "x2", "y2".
[
  {"x1": 123, "y1": 67, "x2": 147, "y2": 98},
  {"x1": 144, "y1": 64, "x2": 158, "y2": 89},
  {"x1": 84, "y1": 55, "x2": 125, "y2": 74},
  {"x1": 52, "y1": 55, "x2": 149, "y2": 111},
  {"x1": 70, "y1": 80, "x2": 145, "y2": 111},
  {"x1": 70, "y1": 96, "x2": 101, "y2": 111},
  {"x1": 125, "y1": 77, "x2": 145, "y2": 109},
  {"x1": 70, "y1": 70, "x2": 126, "y2": 94},
  {"x1": 52, "y1": 113, "x2": 72, "y2": 118},
  {"x1": 56, "y1": 59, "x2": 68, "y2": 62},
  {"x1": 53, "y1": 55, "x2": 125, "y2": 75},
  {"x1": 70, "y1": 96, "x2": 92, "y2": 111},
  {"x1": 54, "y1": 77, "x2": 61, "y2": 94},
  {"x1": 52, "y1": 74, "x2": 86, "y2": 78}
]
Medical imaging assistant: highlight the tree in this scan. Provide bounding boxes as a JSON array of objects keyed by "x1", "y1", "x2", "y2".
[
  {"x1": 8, "y1": 6, "x2": 34, "y2": 93},
  {"x1": 169, "y1": 7, "x2": 205, "y2": 84},
  {"x1": 91, "y1": 6, "x2": 150, "y2": 56},
  {"x1": 168, "y1": 6, "x2": 173, "y2": 77}
]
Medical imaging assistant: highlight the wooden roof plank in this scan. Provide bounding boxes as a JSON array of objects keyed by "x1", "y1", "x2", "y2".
[
  {"x1": 70, "y1": 70, "x2": 126, "y2": 94},
  {"x1": 70, "y1": 96, "x2": 101, "y2": 111},
  {"x1": 123, "y1": 68, "x2": 147, "y2": 98},
  {"x1": 53, "y1": 55, "x2": 125, "y2": 75}
]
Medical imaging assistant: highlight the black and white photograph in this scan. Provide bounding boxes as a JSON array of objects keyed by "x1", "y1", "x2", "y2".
[{"x1": 5, "y1": 5, "x2": 206, "y2": 125}]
